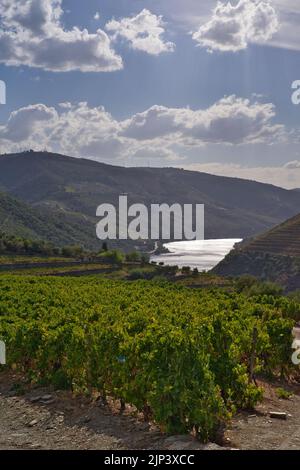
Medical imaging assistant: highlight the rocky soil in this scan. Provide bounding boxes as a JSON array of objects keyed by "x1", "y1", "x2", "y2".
[
  {"x1": 225, "y1": 380, "x2": 300, "y2": 450},
  {"x1": 0, "y1": 371, "x2": 217, "y2": 451},
  {"x1": 0, "y1": 372, "x2": 299, "y2": 450}
]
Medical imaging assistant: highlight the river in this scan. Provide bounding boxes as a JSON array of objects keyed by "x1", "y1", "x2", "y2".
[{"x1": 150, "y1": 239, "x2": 242, "y2": 272}]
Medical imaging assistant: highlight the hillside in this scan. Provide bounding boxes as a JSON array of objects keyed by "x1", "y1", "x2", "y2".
[
  {"x1": 213, "y1": 213, "x2": 300, "y2": 291},
  {"x1": 241, "y1": 213, "x2": 300, "y2": 257},
  {"x1": 1, "y1": 151, "x2": 300, "y2": 247},
  {"x1": 0, "y1": 191, "x2": 97, "y2": 248}
]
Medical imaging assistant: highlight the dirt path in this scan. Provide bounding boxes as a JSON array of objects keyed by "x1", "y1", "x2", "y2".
[{"x1": 0, "y1": 373, "x2": 300, "y2": 450}]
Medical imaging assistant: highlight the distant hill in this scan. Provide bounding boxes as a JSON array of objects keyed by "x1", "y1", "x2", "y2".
[
  {"x1": 213, "y1": 213, "x2": 300, "y2": 291},
  {"x1": 1, "y1": 151, "x2": 300, "y2": 248}
]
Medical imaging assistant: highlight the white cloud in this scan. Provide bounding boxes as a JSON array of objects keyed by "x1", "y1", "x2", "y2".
[
  {"x1": 157, "y1": 0, "x2": 300, "y2": 52},
  {"x1": 0, "y1": 102, "x2": 120, "y2": 158},
  {"x1": 267, "y1": 0, "x2": 300, "y2": 51},
  {"x1": 0, "y1": 103, "x2": 57, "y2": 142},
  {"x1": 94, "y1": 12, "x2": 100, "y2": 21},
  {"x1": 0, "y1": 97, "x2": 288, "y2": 164},
  {"x1": 0, "y1": 0, "x2": 123, "y2": 72},
  {"x1": 122, "y1": 96, "x2": 285, "y2": 145},
  {"x1": 192, "y1": 0, "x2": 279, "y2": 52},
  {"x1": 183, "y1": 161, "x2": 300, "y2": 189},
  {"x1": 106, "y1": 9, "x2": 175, "y2": 55}
]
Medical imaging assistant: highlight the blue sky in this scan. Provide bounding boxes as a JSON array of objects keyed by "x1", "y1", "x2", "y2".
[{"x1": 0, "y1": 0, "x2": 300, "y2": 188}]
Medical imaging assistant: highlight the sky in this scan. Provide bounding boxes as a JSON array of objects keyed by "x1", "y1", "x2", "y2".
[{"x1": 0, "y1": 0, "x2": 300, "y2": 189}]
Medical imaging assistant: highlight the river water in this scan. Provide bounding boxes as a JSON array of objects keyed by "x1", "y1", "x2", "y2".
[{"x1": 150, "y1": 239, "x2": 242, "y2": 272}]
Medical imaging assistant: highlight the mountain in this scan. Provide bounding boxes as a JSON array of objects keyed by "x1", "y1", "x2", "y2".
[
  {"x1": 0, "y1": 191, "x2": 96, "y2": 248},
  {"x1": 1, "y1": 151, "x2": 300, "y2": 248},
  {"x1": 213, "y1": 213, "x2": 300, "y2": 291}
]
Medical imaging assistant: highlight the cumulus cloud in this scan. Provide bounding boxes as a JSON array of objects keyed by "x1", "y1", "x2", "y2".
[
  {"x1": 0, "y1": 0, "x2": 123, "y2": 72},
  {"x1": 122, "y1": 96, "x2": 285, "y2": 145},
  {"x1": 1, "y1": 104, "x2": 58, "y2": 142},
  {"x1": 0, "y1": 97, "x2": 287, "y2": 162},
  {"x1": 106, "y1": 9, "x2": 175, "y2": 55},
  {"x1": 192, "y1": 0, "x2": 279, "y2": 52}
]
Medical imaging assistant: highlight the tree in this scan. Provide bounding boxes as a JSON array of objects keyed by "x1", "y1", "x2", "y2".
[
  {"x1": 182, "y1": 266, "x2": 191, "y2": 275},
  {"x1": 126, "y1": 251, "x2": 141, "y2": 263}
]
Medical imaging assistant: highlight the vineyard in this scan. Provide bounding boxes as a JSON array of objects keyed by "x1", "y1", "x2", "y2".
[{"x1": 0, "y1": 275, "x2": 298, "y2": 441}]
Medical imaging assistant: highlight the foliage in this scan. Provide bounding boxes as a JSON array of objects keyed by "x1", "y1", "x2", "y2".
[
  {"x1": 275, "y1": 387, "x2": 292, "y2": 400},
  {"x1": 98, "y1": 249, "x2": 125, "y2": 265},
  {"x1": 127, "y1": 269, "x2": 154, "y2": 281},
  {"x1": 0, "y1": 276, "x2": 296, "y2": 440},
  {"x1": 61, "y1": 245, "x2": 85, "y2": 258},
  {"x1": 246, "y1": 281, "x2": 283, "y2": 297},
  {"x1": 126, "y1": 252, "x2": 141, "y2": 263},
  {"x1": 236, "y1": 276, "x2": 284, "y2": 297},
  {"x1": 181, "y1": 266, "x2": 191, "y2": 275},
  {"x1": 235, "y1": 275, "x2": 258, "y2": 293},
  {"x1": 0, "y1": 232, "x2": 91, "y2": 259}
]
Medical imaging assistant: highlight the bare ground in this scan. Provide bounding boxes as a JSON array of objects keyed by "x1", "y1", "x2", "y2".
[
  {"x1": 0, "y1": 372, "x2": 299, "y2": 450},
  {"x1": 225, "y1": 380, "x2": 300, "y2": 450},
  {"x1": 0, "y1": 371, "x2": 167, "y2": 450}
]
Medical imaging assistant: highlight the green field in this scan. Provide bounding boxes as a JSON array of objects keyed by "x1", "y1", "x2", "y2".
[{"x1": 0, "y1": 275, "x2": 297, "y2": 440}]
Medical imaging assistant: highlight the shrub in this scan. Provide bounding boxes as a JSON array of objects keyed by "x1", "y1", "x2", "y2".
[
  {"x1": 126, "y1": 252, "x2": 141, "y2": 263},
  {"x1": 99, "y1": 250, "x2": 125, "y2": 265},
  {"x1": 275, "y1": 387, "x2": 292, "y2": 400},
  {"x1": 182, "y1": 266, "x2": 191, "y2": 275},
  {"x1": 128, "y1": 269, "x2": 152, "y2": 281},
  {"x1": 235, "y1": 275, "x2": 258, "y2": 293},
  {"x1": 0, "y1": 276, "x2": 295, "y2": 440}
]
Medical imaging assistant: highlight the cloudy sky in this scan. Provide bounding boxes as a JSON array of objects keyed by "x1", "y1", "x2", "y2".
[{"x1": 0, "y1": 0, "x2": 300, "y2": 188}]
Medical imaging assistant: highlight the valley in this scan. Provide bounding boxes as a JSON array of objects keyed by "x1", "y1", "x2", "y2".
[{"x1": 2, "y1": 151, "x2": 300, "y2": 250}]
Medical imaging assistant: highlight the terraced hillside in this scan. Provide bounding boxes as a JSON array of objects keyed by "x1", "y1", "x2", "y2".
[
  {"x1": 243, "y1": 213, "x2": 300, "y2": 257},
  {"x1": 213, "y1": 213, "x2": 300, "y2": 291}
]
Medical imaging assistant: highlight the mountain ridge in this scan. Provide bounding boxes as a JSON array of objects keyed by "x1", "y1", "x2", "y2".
[{"x1": 1, "y1": 151, "x2": 300, "y2": 248}]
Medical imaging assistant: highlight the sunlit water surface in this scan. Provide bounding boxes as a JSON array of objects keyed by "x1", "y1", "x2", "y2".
[{"x1": 150, "y1": 239, "x2": 242, "y2": 271}]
